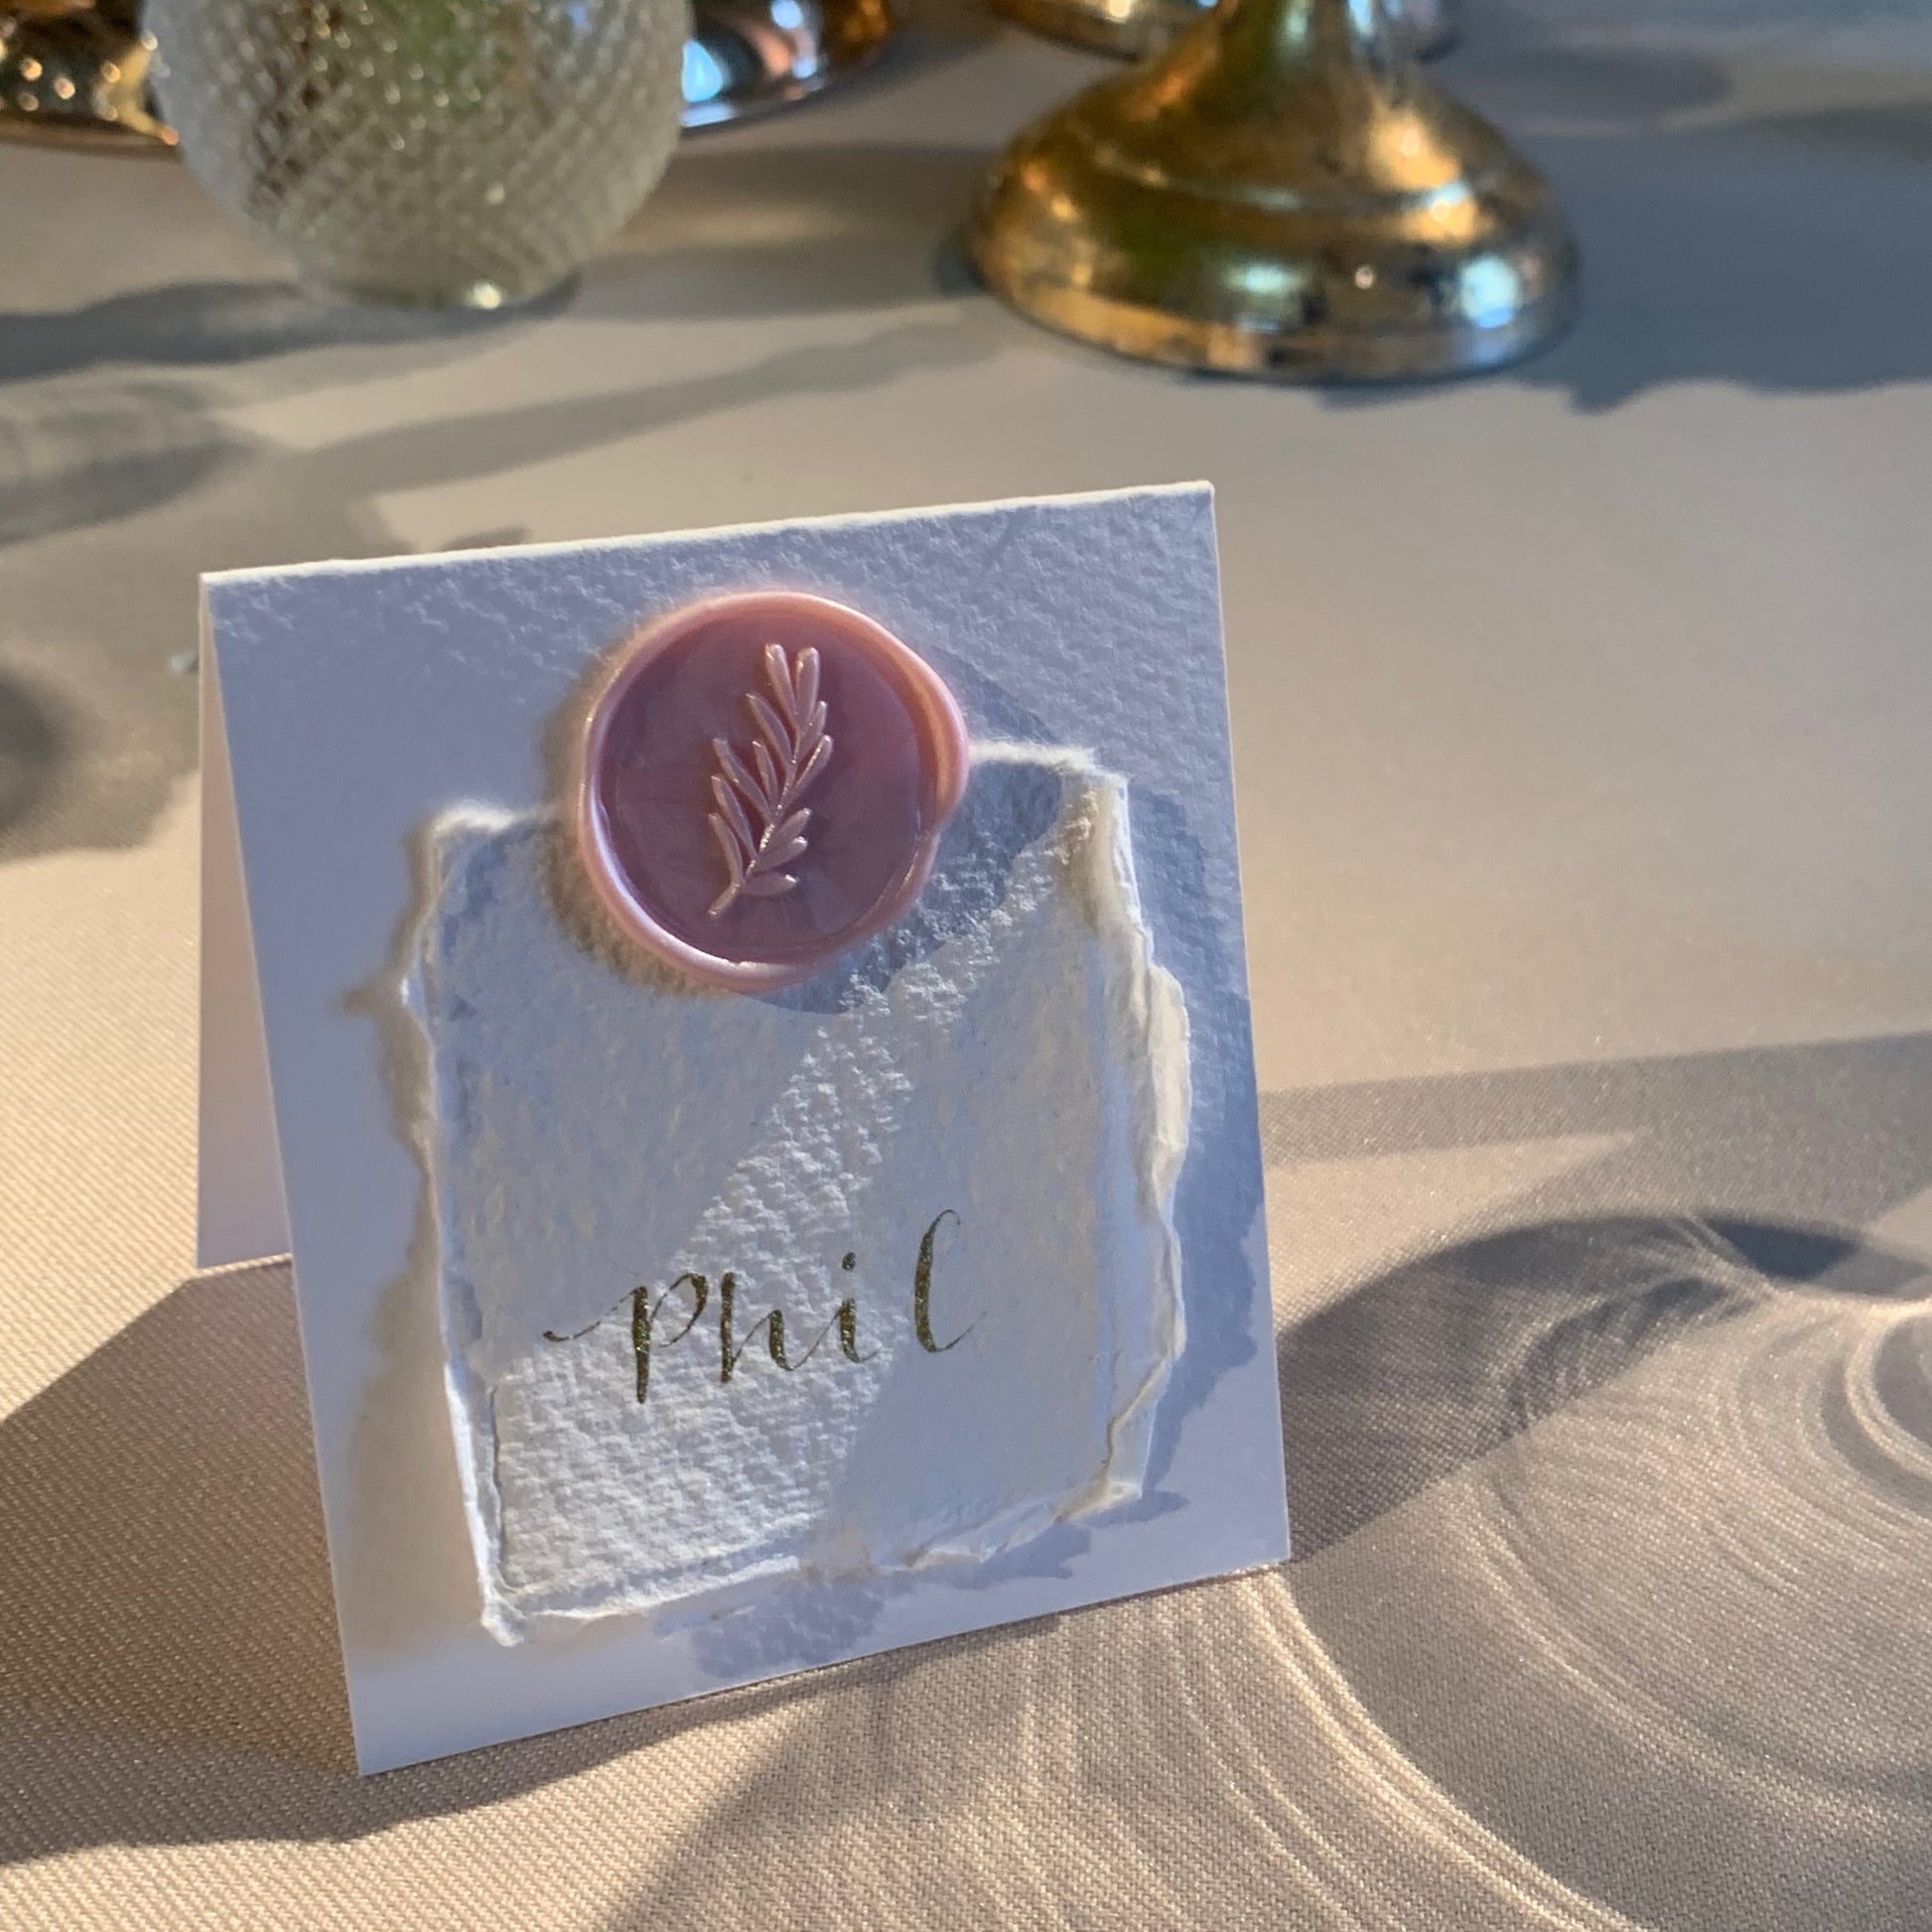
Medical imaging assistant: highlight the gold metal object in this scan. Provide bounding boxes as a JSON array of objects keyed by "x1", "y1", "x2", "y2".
[
  {"x1": 0, "y1": 0, "x2": 893, "y2": 154},
  {"x1": 992, "y1": 0, "x2": 1452, "y2": 64},
  {"x1": 971, "y1": 0, "x2": 1578, "y2": 382},
  {"x1": 0, "y1": 0, "x2": 172, "y2": 151}
]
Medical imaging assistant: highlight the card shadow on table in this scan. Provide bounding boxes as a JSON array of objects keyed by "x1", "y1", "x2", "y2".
[
  {"x1": 9, "y1": 1029, "x2": 1930, "y2": 1931},
  {"x1": 0, "y1": 1255, "x2": 984, "y2": 1864},
  {"x1": 1271, "y1": 1218, "x2": 1931, "y2": 1932},
  {"x1": 1264, "y1": 1034, "x2": 1932, "y2": 1561},
  {"x1": 15, "y1": 1028, "x2": 1932, "y2": 1916},
  {"x1": 1261, "y1": 1034, "x2": 1932, "y2": 1932},
  {"x1": 602, "y1": 1032, "x2": 1932, "y2": 1932}
]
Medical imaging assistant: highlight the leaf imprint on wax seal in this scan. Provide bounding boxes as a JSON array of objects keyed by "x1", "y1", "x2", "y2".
[{"x1": 707, "y1": 643, "x2": 833, "y2": 917}]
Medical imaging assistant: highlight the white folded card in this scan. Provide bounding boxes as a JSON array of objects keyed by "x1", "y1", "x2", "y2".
[{"x1": 199, "y1": 483, "x2": 1288, "y2": 1773}]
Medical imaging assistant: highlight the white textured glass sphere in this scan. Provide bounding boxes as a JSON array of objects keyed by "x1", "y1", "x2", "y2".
[{"x1": 150, "y1": 0, "x2": 690, "y2": 307}]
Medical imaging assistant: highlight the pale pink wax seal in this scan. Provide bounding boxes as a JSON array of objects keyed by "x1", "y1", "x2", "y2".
[{"x1": 578, "y1": 592, "x2": 970, "y2": 992}]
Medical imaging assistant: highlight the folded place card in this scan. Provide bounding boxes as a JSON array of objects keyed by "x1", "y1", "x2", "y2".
[{"x1": 199, "y1": 483, "x2": 1289, "y2": 1773}]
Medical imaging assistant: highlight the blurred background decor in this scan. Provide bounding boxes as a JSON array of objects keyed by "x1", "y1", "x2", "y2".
[
  {"x1": 143, "y1": 0, "x2": 689, "y2": 308},
  {"x1": 0, "y1": 0, "x2": 170, "y2": 149},
  {"x1": 990, "y1": 0, "x2": 1453, "y2": 63},
  {"x1": 682, "y1": 0, "x2": 897, "y2": 126},
  {"x1": 0, "y1": 0, "x2": 892, "y2": 153},
  {"x1": 972, "y1": 0, "x2": 1578, "y2": 379}
]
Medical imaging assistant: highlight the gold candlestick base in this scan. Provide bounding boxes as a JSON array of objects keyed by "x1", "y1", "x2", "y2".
[
  {"x1": 991, "y1": 0, "x2": 1453, "y2": 64},
  {"x1": 971, "y1": 0, "x2": 1577, "y2": 382},
  {"x1": 0, "y1": 0, "x2": 172, "y2": 151}
]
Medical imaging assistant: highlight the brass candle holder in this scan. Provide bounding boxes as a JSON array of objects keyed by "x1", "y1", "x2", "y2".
[{"x1": 971, "y1": 0, "x2": 1578, "y2": 381}]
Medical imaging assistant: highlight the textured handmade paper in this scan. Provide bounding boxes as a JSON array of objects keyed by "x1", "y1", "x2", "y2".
[
  {"x1": 398, "y1": 748, "x2": 1189, "y2": 1642},
  {"x1": 203, "y1": 483, "x2": 1285, "y2": 1771}
]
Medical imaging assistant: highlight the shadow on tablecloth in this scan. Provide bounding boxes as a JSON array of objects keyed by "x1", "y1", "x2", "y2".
[
  {"x1": 0, "y1": 1256, "x2": 896, "y2": 1854},
  {"x1": 3, "y1": 38, "x2": 1931, "y2": 865},
  {"x1": 7, "y1": 1034, "x2": 1930, "y2": 1932},
  {"x1": 601, "y1": 1033, "x2": 1932, "y2": 1931}
]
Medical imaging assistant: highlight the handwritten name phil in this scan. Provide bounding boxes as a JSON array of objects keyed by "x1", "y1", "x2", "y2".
[{"x1": 543, "y1": 1210, "x2": 971, "y2": 1407}]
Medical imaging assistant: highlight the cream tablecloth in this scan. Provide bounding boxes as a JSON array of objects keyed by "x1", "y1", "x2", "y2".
[{"x1": 5, "y1": 4, "x2": 1932, "y2": 1924}]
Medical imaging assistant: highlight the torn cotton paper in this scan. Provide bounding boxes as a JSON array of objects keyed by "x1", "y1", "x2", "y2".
[{"x1": 394, "y1": 749, "x2": 1190, "y2": 1643}]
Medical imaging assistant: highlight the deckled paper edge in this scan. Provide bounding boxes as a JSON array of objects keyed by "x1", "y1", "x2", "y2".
[
  {"x1": 386, "y1": 803, "x2": 523, "y2": 1641},
  {"x1": 924, "y1": 746, "x2": 1191, "y2": 1549},
  {"x1": 390, "y1": 752, "x2": 1190, "y2": 1643}
]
